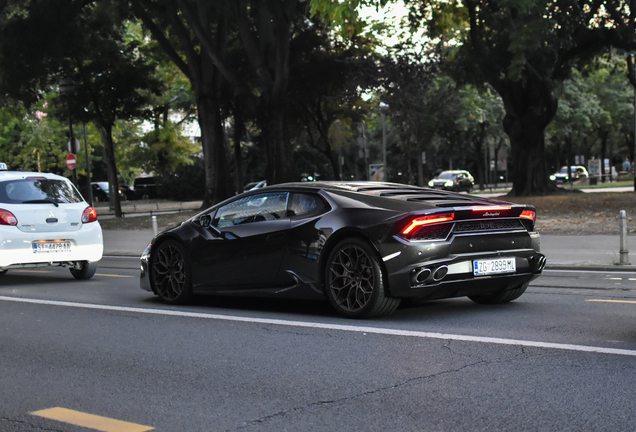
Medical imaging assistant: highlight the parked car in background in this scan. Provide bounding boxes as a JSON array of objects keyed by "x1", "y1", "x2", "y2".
[
  {"x1": 91, "y1": 182, "x2": 109, "y2": 202},
  {"x1": 428, "y1": 170, "x2": 474, "y2": 192},
  {"x1": 140, "y1": 181, "x2": 544, "y2": 318},
  {"x1": 0, "y1": 165, "x2": 102, "y2": 279},
  {"x1": 133, "y1": 176, "x2": 161, "y2": 199},
  {"x1": 92, "y1": 181, "x2": 135, "y2": 202},
  {"x1": 550, "y1": 166, "x2": 589, "y2": 183}
]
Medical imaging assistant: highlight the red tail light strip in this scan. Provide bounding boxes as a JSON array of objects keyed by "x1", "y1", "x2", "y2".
[
  {"x1": 402, "y1": 213, "x2": 455, "y2": 235},
  {"x1": 472, "y1": 206, "x2": 512, "y2": 211}
]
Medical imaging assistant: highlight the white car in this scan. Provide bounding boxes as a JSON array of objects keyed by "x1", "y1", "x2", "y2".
[{"x1": 0, "y1": 164, "x2": 103, "y2": 278}]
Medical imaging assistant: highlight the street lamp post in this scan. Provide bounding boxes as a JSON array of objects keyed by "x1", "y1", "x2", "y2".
[
  {"x1": 59, "y1": 78, "x2": 77, "y2": 187},
  {"x1": 379, "y1": 102, "x2": 389, "y2": 182}
]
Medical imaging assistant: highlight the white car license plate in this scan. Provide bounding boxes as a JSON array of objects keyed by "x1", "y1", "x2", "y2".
[
  {"x1": 473, "y1": 258, "x2": 516, "y2": 276},
  {"x1": 33, "y1": 241, "x2": 72, "y2": 253}
]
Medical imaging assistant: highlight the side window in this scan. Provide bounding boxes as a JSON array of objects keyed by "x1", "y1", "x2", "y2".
[
  {"x1": 213, "y1": 192, "x2": 289, "y2": 228},
  {"x1": 288, "y1": 193, "x2": 329, "y2": 219}
]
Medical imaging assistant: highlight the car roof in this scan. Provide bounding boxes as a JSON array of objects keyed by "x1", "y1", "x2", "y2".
[
  {"x1": 255, "y1": 181, "x2": 514, "y2": 211},
  {"x1": 0, "y1": 170, "x2": 70, "y2": 182}
]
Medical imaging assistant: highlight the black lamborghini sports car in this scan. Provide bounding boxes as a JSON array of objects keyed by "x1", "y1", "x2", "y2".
[{"x1": 140, "y1": 182, "x2": 545, "y2": 318}]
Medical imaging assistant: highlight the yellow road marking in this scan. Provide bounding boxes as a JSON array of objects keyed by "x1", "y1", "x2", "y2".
[
  {"x1": 96, "y1": 274, "x2": 134, "y2": 278},
  {"x1": 32, "y1": 407, "x2": 153, "y2": 432},
  {"x1": 587, "y1": 299, "x2": 636, "y2": 304}
]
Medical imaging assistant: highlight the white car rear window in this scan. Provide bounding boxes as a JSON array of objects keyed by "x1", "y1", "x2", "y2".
[{"x1": 0, "y1": 178, "x2": 83, "y2": 204}]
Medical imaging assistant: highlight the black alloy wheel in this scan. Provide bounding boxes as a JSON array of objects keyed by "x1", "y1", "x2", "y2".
[
  {"x1": 151, "y1": 239, "x2": 193, "y2": 304},
  {"x1": 325, "y1": 238, "x2": 400, "y2": 318}
]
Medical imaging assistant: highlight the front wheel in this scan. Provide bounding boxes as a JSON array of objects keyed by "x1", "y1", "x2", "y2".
[
  {"x1": 325, "y1": 238, "x2": 400, "y2": 318},
  {"x1": 70, "y1": 261, "x2": 97, "y2": 280},
  {"x1": 150, "y1": 239, "x2": 193, "y2": 304},
  {"x1": 468, "y1": 282, "x2": 529, "y2": 304}
]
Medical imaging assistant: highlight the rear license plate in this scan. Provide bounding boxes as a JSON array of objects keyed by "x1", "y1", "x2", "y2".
[
  {"x1": 473, "y1": 258, "x2": 516, "y2": 276},
  {"x1": 33, "y1": 241, "x2": 72, "y2": 253}
]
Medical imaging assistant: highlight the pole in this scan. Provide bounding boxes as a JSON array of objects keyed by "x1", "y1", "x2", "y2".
[
  {"x1": 83, "y1": 124, "x2": 93, "y2": 206},
  {"x1": 67, "y1": 97, "x2": 77, "y2": 187},
  {"x1": 619, "y1": 210, "x2": 630, "y2": 265}
]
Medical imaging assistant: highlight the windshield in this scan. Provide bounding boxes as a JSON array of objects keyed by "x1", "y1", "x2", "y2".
[
  {"x1": 0, "y1": 178, "x2": 84, "y2": 204},
  {"x1": 437, "y1": 172, "x2": 458, "y2": 180}
]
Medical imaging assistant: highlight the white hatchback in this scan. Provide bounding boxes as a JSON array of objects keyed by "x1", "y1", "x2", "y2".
[{"x1": 0, "y1": 168, "x2": 103, "y2": 279}]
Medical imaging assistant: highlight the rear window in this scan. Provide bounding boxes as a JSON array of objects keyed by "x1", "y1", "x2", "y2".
[{"x1": 0, "y1": 178, "x2": 84, "y2": 204}]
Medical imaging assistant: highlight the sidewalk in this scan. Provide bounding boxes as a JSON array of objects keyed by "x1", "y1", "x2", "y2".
[{"x1": 102, "y1": 228, "x2": 636, "y2": 272}]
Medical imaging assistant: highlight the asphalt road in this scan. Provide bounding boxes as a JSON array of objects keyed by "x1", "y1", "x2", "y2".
[{"x1": 1, "y1": 260, "x2": 636, "y2": 431}]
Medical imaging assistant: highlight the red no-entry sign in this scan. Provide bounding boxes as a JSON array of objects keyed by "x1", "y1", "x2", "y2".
[{"x1": 66, "y1": 153, "x2": 77, "y2": 170}]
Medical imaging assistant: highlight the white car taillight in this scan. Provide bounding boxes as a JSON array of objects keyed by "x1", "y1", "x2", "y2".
[
  {"x1": 0, "y1": 209, "x2": 17, "y2": 226},
  {"x1": 82, "y1": 206, "x2": 98, "y2": 223}
]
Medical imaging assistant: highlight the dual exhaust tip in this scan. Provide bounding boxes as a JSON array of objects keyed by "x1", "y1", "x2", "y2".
[{"x1": 413, "y1": 265, "x2": 448, "y2": 286}]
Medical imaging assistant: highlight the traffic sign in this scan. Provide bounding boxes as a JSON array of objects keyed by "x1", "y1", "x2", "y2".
[{"x1": 66, "y1": 153, "x2": 77, "y2": 170}]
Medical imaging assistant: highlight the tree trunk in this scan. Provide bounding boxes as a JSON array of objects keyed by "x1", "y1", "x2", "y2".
[
  {"x1": 96, "y1": 123, "x2": 122, "y2": 218},
  {"x1": 505, "y1": 116, "x2": 551, "y2": 196},
  {"x1": 263, "y1": 107, "x2": 292, "y2": 184},
  {"x1": 233, "y1": 112, "x2": 245, "y2": 194}
]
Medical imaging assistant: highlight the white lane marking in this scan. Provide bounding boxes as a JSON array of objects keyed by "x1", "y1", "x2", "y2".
[{"x1": 2, "y1": 295, "x2": 636, "y2": 357}]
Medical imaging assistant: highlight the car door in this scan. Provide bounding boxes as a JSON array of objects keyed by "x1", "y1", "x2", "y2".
[{"x1": 191, "y1": 191, "x2": 291, "y2": 290}]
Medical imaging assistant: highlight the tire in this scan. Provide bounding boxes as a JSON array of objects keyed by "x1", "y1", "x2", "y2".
[
  {"x1": 325, "y1": 238, "x2": 401, "y2": 318},
  {"x1": 468, "y1": 282, "x2": 529, "y2": 304},
  {"x1": 70, "y1": 261, "x2": 97, "y2": 280},
  {"x1": 0, "y1": 270, "x2": 7, "y2": 275},
  {"x1": 150, "y1": 239, "x2": 193, "y2": 304}
]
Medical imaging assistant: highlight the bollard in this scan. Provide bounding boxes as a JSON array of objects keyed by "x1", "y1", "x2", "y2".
[
  {"x1": 152, "y1": 215, "x2": 158, "y2": 236},
  {"x1": 619, "y1": 210, "x2": 630, "y2": 265}
]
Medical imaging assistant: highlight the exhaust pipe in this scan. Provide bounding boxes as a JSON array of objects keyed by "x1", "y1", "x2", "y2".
[
  {"x1": 432, "y1": 265, "x2": 448, "y2": 281},
  {"x1": 529, "y1": 255, "x2": 547, "y2": 273},
  {"x1": 414, "y1": 268, "x2": 431, "y2": 284}
]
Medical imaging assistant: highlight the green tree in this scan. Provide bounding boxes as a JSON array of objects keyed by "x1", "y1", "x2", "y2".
[
  {"x1": 0, "y1": 1, "x2": 160, "y2": 216},
  {"x1": 406, "y1": 0, "x2": 636, "y2": 195}
]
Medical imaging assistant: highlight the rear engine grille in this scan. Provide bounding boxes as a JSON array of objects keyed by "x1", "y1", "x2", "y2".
[
  {"x1": 453, "y1": 219, "x2": 524, "y2": 233},
  {"x1": 410, "y1": 223, "x2": 454, "y2": 241}
]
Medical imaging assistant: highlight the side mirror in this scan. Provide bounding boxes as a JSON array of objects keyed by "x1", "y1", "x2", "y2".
[
  {"x1": 199, "y1": 214, "x2": 231, "y2": 239},
  {"x1": 199, "y1": 214, "x2": 212, "y2": 228}
]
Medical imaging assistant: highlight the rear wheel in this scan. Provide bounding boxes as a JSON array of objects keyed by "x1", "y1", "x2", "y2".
[
  {"x1": 70, "y1": 261, "x2": 97, "y2": 280},
  {"x1": 151, "y1": 240, "x2": 193, "y2": 304},
  {"x1": 468, "y1": 282, "x2": 529, "y2": 304},
  {"x1": 325, "y1": 238, "x2": 400, "y2": 318}
]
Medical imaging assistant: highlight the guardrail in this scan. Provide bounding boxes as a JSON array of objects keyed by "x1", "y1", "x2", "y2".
[{"x1": 94, "y1": 201, "x2": 203, "y2": 217}]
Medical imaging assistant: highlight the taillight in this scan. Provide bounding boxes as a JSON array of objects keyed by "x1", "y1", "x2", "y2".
[
  {"x1": 0, "y1": 209, "x2": 17, "y2": 226},
  {"x1": 472, "y1": 206, "x2": 512, "y2": 212},
  {"x1": 82, "y1": 206, "x2": 98, "y2": 223},
  {"x1": 401, "y1": 213, "x2": 455, "y2": 235},
  {"x1": 520, "y1": 209, "x2": 536, "y2": 222}
]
